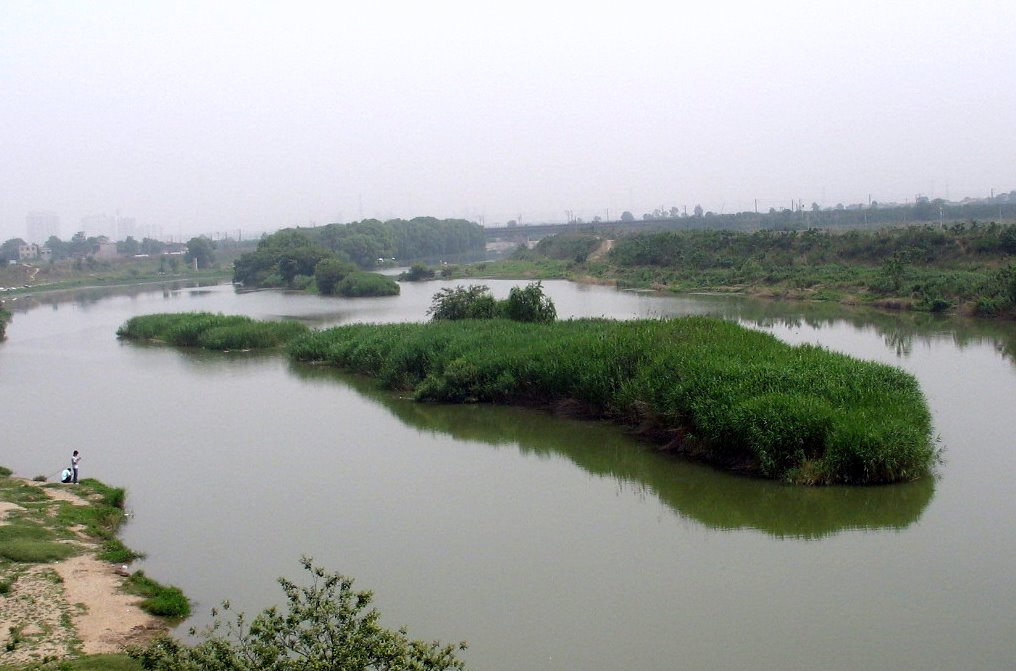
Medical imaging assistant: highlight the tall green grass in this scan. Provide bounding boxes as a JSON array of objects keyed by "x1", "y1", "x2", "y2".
[
  {"x1": 288, "y1": 317, "x2": 936, "y2": 484},
  {"x1": 117, "y1": 312, "x2": 309, "y2": 350}
]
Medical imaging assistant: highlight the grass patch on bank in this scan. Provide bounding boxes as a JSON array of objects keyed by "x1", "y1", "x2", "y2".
[
  {"x1": 0, "y1": 521, "x2": 76, "y2": 563},
  {"x1": 117, "y1": 312, "x2": 309, "y2": 350},
  {"x1": 0, "y1": 653, "x2": 144, "y2": 671},
  {"x1": 123, "y1": 571, "x2": 190, "y2": 619},
  {"x1": 288, "y1": 316, "x2": 936, "y2": 484}
]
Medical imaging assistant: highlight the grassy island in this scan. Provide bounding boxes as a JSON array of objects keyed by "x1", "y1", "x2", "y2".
[
  {"x1": 117, "y1": 312, "x2": 936, "y2": 484},
  {"x1": 287, "y1": 317, "x2": 935, "y2": 484},
  {"x1": 116, "y1": 312, "x2": 308, "y2": 350}
]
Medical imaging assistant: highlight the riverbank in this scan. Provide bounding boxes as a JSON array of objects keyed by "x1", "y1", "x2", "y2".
[{"x1": 0, "y1": 470, "x2": 177, "y2": 668}]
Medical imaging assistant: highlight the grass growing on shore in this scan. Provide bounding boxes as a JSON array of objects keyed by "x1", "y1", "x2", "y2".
[
  {"x1": 288, "y1": 317, "x2": 936, "y2": 484},
  {"x1": 122, "y1": 572, "x2": 190, "y2": 619},
  {"x1": 117, "y1": 312, "x2": 309, "y2": 350},
  {"x1": 0, "y1": 653, "x2": 144, "y2": 670}
]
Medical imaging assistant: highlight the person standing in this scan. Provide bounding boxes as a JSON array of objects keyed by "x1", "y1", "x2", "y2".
[{"x1": 71, "y1": 450, "x2": 81, "y2": 484}]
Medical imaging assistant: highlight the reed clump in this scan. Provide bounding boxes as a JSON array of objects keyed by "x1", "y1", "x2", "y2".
[
  {"x1": 288, "y1": 316, "x2": 936, "y2": 484},
  {"x1": 117, "y1": 312, "x2": 309, "y2": 350}
]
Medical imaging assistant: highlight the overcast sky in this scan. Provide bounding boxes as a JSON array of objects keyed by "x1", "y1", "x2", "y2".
[{"x1": 2, "y1": 0, "x2": 1014, "y2": 242}]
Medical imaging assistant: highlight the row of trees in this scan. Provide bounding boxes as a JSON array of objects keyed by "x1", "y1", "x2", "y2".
[
  {"x1": 233, "y1": 218, "x2": 486, "y2": 290},
  {"x1": 607, "y1": 222, "x2": 1016, "y2": 269},
  {"x1": 294, "y1": 217, "x2": 485, "y2": 267}
]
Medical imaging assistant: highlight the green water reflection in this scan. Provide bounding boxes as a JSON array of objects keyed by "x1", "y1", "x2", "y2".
[{"x1": 290, "y1": 362, "x2": 934, "y2": 540}]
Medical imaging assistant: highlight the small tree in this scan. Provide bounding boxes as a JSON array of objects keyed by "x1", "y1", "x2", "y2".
[
  {"x1": 185, "y1": 236, "x2": 217, "y2": 269},
  {"x1": 315, "y1": 258, "x2": 357, "y2": 295},
  {"x1": 428, "y1": 286, "x2": 499, "y2": 320},
  {"x1": 503, "y1": 282, "x2": 556, "y2": 323},
  {"x1": 129, "y1": 558, "x2": 467, "y2": 671}
]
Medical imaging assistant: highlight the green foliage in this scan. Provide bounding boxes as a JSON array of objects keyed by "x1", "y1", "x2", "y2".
[
  {"x1": 97, "y1": 538, "x2": 145, "y2": 563},
  {"x1": 401, "y1": 263, "x2": 437, "y2": 281},
  {"x1": 7, "y1": 654, "x2": 146, "y2": 670},
  {"x1": 124, "y1": 572, "x2": 191, "y2": 619},
  {"x1": 233, "y1": 218, "x2": 485, "y2": 289},
  {"x1": 427, "y1": 286, "x2": 500, "y2": 320},
  {"x1": 533, "y1": 234, "x2": 602, "y2": 262},
  {"x1": 314, "y1": 258, "x2": 357, "y2": 295},
  {"x1": 427, "y1": 283, "x2": 556, "y2": 323},
  {"x1": 0, "y1": 521, "x2": 76, "y2": 563},
  {"x1": 128, "y1": 557, "x2": 466, "y2": 671},
  {"x1": 334, "y1": 272, "x2": 401, "y2": 297},
  {"x1": 184, "y1": 237, "x2": 216, "y2": 269},
  {"x1": 117, "y1": 313, "x2": 309, "y2": 350},
  {"x1": 503, "y1": 281, "x2": 556, "y2": 323},
  {"x1": 0, "y1": 466, "x2": 12, "y2": 477},
  {"x1": 0, "y1": 574, "x2": 17, "y2": 595},
  {"x1": 288, "y1": 316, "x2": 935, "y2": 484}
]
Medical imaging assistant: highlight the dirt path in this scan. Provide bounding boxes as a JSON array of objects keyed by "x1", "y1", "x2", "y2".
[
  {"x1": 0, "y1": 479, "x2": 167, "y2": 665},
  {"x1": 587, "y1": 238, "x2": 614, "y2": 262}
]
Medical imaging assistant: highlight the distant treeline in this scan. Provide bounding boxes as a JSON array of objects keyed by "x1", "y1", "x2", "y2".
[
  {"x1": 570, "y1": 193, "x2": 1016, "y2": 233},
  {"x1": 233, "y1": 217, "x2": 485, "y2": 291},
  {"x1": 606, "y1": 221, "x2": 1016, "y2": 267},
  {"x1": 526, "y1": 223, "x2": 1016, "y2": 317}
]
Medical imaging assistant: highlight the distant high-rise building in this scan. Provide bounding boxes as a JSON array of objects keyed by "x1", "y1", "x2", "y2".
[{"x1": 26, "y1": 211, "x2": 60, "y2": 243}]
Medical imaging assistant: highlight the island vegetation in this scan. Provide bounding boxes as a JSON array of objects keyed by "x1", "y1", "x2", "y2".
[
  {"x1": 115, "y1": 286, "x2": 936, "y2": 485},
  {"x1": 0, "y1": 301, "x2": 9, "y2": 340},
  {"x1": 287, "y1": 316, "x2": 934, "y2": 485},
  {"x1": 231, "y1": 217, "x2": 484, "y2": 295},
  {"x1": 116, "y1": 313, "x2": 309, "y2": 350}
]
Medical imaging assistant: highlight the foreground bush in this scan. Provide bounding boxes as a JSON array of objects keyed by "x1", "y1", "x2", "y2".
[
  {"x1": 288, "y1": 316, "x2": 935, "y2": 484},
  {"x1": 129, "y1": 558, "x2": 466, "y2": 671},
  {"x1": 117, "y1": 313, "x2": 309, "y2": 350}
]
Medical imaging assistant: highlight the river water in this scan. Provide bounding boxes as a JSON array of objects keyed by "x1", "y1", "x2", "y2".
[{"x1": 2, "y1": 279, "x2": 1015, "y2": 670}]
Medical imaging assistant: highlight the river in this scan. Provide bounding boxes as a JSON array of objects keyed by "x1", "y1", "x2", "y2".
[{"x1": 2, "y1": 279, "x2": 1015, "y2": 670}]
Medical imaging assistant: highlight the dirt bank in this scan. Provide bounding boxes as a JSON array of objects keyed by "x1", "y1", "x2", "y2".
[{"x1": 0, "y1": 478, "x2": 167, "y2": 665}]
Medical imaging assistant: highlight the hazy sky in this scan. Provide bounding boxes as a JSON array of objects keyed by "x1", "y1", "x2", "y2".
[{"x1": 2, "y1": 0, "x2": 1014, "y2": 242}]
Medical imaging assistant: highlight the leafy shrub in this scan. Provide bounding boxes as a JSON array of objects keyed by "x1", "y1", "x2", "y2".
[
  {"x1": 334, "y1": 271, "x2": 400, "y2": 297},
  {"x1": 128, "y1": 558, "x2": 465, "y2": 670},
  {"x1": 428, "y1": 285, "x2": 500, "y2": 320},
  {"x1": 401, "y1": 262, "x2": 437, "y2": 281},
  {"x1": 314, "y1": 257, "x2": 357, "y2": 295},
  {"x1": 503, "y1": 281, "x2": 556, "y2": 323},
  {"x1": 427, "y1": 282, "x2": 556, "y2": 323}
]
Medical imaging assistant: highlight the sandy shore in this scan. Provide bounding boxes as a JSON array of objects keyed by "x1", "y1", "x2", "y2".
[{"x1": 0, "y1": 479, "x2": 167, "y2": 665}]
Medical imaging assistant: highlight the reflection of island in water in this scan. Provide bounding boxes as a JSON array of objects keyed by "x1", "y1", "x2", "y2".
[
  {"x1": 290, "y1": 363, "x2": 935, "y2": 540},
  {"x1": 708, "y1": 295, "x2": 1016, "y2": 367}
]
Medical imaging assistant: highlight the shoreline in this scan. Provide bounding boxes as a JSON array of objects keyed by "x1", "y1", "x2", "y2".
[{"x1": 0, "y1": 476, "x2": 170, "y2": 666}]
